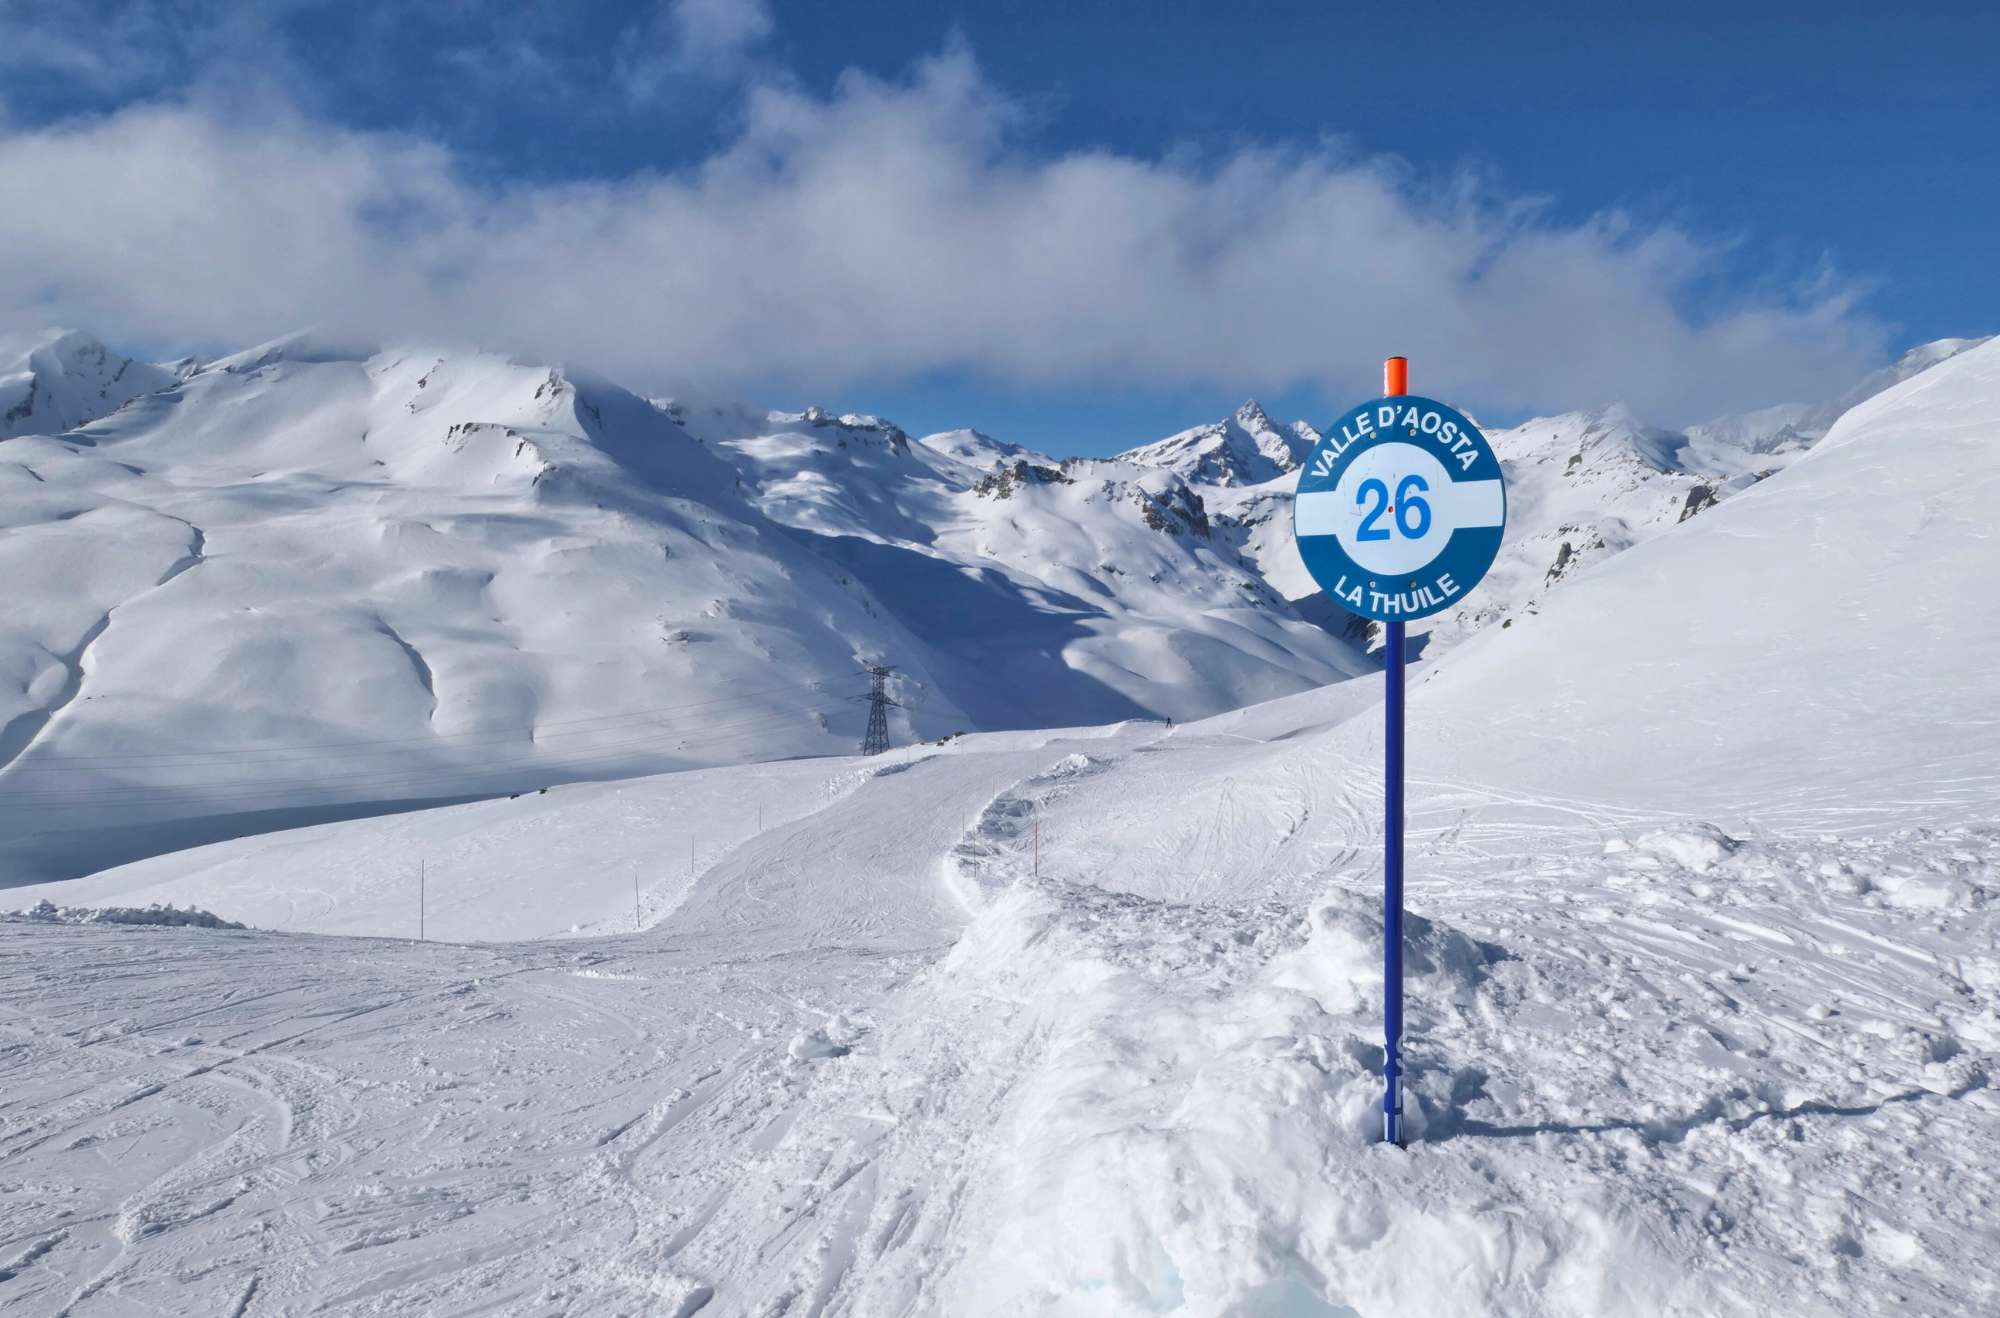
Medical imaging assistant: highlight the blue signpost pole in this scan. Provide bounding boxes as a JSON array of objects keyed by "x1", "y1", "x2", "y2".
[
  {"x1": 1381, "y1": 354, "x2": 1408, "y2": 1147},
  {"x1": 1383, "y1": 617, "x2": 1405, "y2": 1145}
]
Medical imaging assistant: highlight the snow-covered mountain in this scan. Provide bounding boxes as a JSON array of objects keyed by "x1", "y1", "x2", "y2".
[
  {"x1": 1153, "y1": 338, "x2": 1990, "y2": 653},
  {"x1": 1, "y1": 329, "x2": 179, "y2": 439},
  {"x1": 688, "y1": 401, "x2": 1357, "y2": 727},
  {"x1": 1115, "y1": 401, "x2": 1314, "y2": 486},
  {"x1": 8, "y1": 339, "x2": 1995, "y2": 1316},
  {"x1": 4, "y1": 325, "x2": 1983, "y2": 884},
  {"x1": 4, "y1": 325, "x2": 1984, "y2": 887},
  {"x1": 0, "y1": 331, "x2": 1364, "y2": 882}
]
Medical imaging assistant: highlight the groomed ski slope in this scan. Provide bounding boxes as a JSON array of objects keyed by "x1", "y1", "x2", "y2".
[{"x1": 3, "y1": 341, "x2": 1998, "y2": 1315}]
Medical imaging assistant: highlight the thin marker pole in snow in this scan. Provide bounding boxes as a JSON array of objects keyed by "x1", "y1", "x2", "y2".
[
  {"x1": 419, "y1": 859, "x2": 426, "y2": 942},
  {"x1": 634, "y1": 869, "x2": 642, "y2": 932},
  {"x1": 1382, "y1": 354, "x2": 1408, "y2": 1148},
  {"x1": 1033, "y1": 809, "x2": 1040, "y2": 879}
]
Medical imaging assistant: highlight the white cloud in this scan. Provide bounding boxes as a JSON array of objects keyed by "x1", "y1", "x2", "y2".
[
  {"x1": 0, "y1": 45, "x2": 1887, "y2": 422},
  {"x1": 672, "y1": 0, "x2": 774, "y2": 66},
  {"x1": 619, "y1": 0, "x2": 775, "y2": 103}
]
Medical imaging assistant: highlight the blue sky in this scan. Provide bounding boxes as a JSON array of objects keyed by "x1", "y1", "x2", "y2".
[{"x1": 1, "y1": 1, "x2": 1993, "y2": 454}]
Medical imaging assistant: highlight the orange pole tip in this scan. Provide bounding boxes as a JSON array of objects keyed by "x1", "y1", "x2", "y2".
[{"x1": 1383, "y1": 356, "x2": 1408, "y2": 397}]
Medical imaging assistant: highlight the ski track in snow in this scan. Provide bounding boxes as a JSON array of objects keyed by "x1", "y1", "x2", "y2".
[{"x1": 2, "y1": 723, "x2": 1993, "y2": 1315}]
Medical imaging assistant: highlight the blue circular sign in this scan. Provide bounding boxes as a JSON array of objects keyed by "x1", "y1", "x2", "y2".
[{"x1": 1294, "y1": 395, "x2": 1506, "y2": 622}]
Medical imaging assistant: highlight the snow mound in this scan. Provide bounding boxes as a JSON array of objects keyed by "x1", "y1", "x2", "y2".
[
  {"x1": 788, "y1": 1013, "x2": 867, "y2": 1064},
  {"x1": 1614, "y1": 822, "x2": 1744, "y2": 873},
  {"x1": 1272, "y1": 886, "x2": 1504, "y2": 1016}
]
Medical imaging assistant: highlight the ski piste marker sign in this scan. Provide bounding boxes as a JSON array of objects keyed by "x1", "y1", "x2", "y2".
[
  {"x1": 1294, "y1": 360, "x2": 1505, "y2": 1148},
  {"x1": 1294, "y1": 395, "x2": 1506, "y2": 620}
]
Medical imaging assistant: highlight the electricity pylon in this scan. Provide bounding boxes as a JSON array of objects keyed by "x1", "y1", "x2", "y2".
[{"x1": 856, "y1": 664, "x2": 899, "y2": 756}]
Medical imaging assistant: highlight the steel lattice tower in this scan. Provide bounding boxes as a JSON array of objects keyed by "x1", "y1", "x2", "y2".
[{"x1": 858, "y1": 664, "x2": 897, "y2": 756}]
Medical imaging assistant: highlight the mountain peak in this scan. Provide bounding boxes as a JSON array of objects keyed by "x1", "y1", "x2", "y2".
[
  {"x1": 1, "y1": 328, "x2": 178, "y2": 438},
  {"x1": 1116, "y1": 401, "x2": 1314, "y2": 487},
  {"x1": 1232, "y1": 399, "x2": 1277, "y2": 429},
  {"x1": 768, "y1": 406, "x2": 913, "y2": 453}
]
